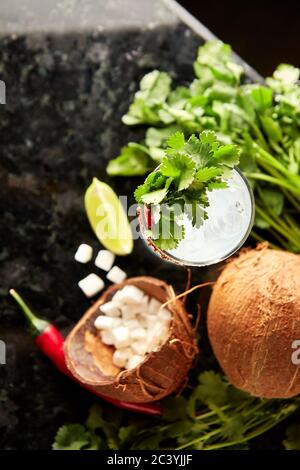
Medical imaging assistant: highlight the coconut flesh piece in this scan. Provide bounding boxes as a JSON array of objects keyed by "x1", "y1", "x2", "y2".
[
  {"x1": 64, "y1": 277, "x2": 198, "y2": 403},
  {"x1": 94, "y1": 284, "x2": 172, "y2": 370}
]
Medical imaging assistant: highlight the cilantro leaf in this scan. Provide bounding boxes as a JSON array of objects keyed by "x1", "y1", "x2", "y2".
[
  {"x1": 166, "y1": 131, "x2": 185, "y2": 150},
  {"x1": 221, "y1": 416, "x2": 245, "y2": 441},
  {"x1": 53, "y1": 424, "x2": 94, "y2": 450},
  {"x1": 212, "y1": 144, "x2": 240, "y2": 167},
  {"x1": 141, "y1": 188, "x2": 169, "y2": 205},
  {"x1": 107, "y1": 144, "x2": 155, "y2": 176},
  {"x1": 134, "y1": 130, "x2": 239, "y2": 248},
  {"x1": 160, "y1": 153, "x2": 195, "y2": 190},
  {"x1": 145, "y1": 125, "x2": 181, "y2": 148},
  {"x1": 258, "y1": 188, "x2": 284, "y2": 216},
  {"x1": 183, "y1": 135, "x2": 213, "y2": 169},
  {"x1": 283, "y1": 424, "x2": 300, "y2": 450},
  {"x1": 250, "y1": 86, "x2": 273, "y2": 112},
  {"x1": 122, "y1": 70, "x2": 172, "y2": 125},
  {"x1": 207, "y1": 180, "x2": 229, "y2": 191},
  {"x1": 195, "y1": 371, "x2": 228, "y2": 406},
  {"x1": 195, "y1": 166, "x2": 222, "y2": 182},
  {"x1": 134, "y1": 172, "x2": 169, "y2": 203}
]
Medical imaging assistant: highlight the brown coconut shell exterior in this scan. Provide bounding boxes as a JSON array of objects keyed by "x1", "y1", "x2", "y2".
[
  {"x1": 207, "y1": 246, "x2": 300, "y2": 398},
  {"x1": 65, "y1": 276, "x2": 198, "y2": 403}
]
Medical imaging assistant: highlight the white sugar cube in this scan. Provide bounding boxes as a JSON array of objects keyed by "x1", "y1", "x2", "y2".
[
  {"x1": 95, "y1": 250, "x2": 115, "y2": 272},
  {"x1": 132, "y1": 341, "x2": 147, "y2": 355},
  {"x1": 130, "y1": 327, "x2": 147, "y2": 341},
  {"x1": 94, "y1": 315, "x2": 121, "y2": 330},
  {"x1": 127, "y1": 355, "x2": 144, "y2": 370},
  {"x1": 78, "y1": 273, "x2": 104, "y2": 297},
  {"x1": 101, "y1": 330, "x2": 115, "y2": 346},
  {"x1": 74, "y1": 244, "x2": 93, "y2": 264},
  {"x1": 148, "y1": 297, "x2": 162, "y2": 314},
  {"x1": 158, "y1": 308, "x2": 172, "y2": 323},
  {"x1": 100, "y1": 301, "x2": 121, "y2": 317},
  {"x1": 106, "y1": 266, "x2": 127, "y2": 284},
  {"x1": 112, "y1": 326, "x2": 130, "y2": 349},
  {"x1": 112, "y1": 349, "x2": 129, "y2": 368}
]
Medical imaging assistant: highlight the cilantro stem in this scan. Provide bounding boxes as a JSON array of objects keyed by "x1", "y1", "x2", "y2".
[
  {"x1": 255, "y1": 145, "x2": 300, "y2": 187},
  {"x1": 251, "y1": 230, "x2": 281, "y2": 250},
  {"x1": 268, "y1": 228, "x2": 290, "y2": 249},
  {"x1": 281, "y1": 188, "x2": 300, "y2": 212},
  {"x1": 255, "y1": 205, "x2": 300, "y2": 248},
  {"x1": 195, "y1": 405, "x2": 230, "y2": 421},
  {"x1": 176, "y1": 428, "x2": 221, "y2": 450},
  {"x1": 202, "y1": 407, "x2": 297, "y2": 450},
  {"x1": 250, "y1": 157, "x2": 300, "y2": 211},
  {"x1": 284, "y1": 214, "x2": 300, "y2": 233},
  {"x1": 246, "y1": 172, "x2": 300, "y2": 198}
]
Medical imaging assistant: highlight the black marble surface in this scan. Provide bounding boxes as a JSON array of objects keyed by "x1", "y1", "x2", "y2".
[
  {"x1": 0, "y1": 0, "x2": 298, "y2": 450},
  {"x1": 0, "y1": 1, "x2": 203, "y2": 449}
]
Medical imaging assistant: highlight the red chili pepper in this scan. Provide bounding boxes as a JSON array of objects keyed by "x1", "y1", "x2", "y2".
[
  {"x1": 10, "y1": 289, "x2": 161, "y2": 416},
  {"x1": 144, "y1": 205, "x2": 152, "y2": 230}
]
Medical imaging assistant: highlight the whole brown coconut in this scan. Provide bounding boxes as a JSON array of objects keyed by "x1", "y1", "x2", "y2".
[
  {"x1": 207, "y1": 246, "x2": 300, "y2": 398},
  {"x1": 65, "y1": 276, "x2": 198, "y2": 403}
]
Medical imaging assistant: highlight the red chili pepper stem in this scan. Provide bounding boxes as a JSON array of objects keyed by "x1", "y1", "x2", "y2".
[{"x1": 9, "y1": 289, "x2": 50, "y2": 336}]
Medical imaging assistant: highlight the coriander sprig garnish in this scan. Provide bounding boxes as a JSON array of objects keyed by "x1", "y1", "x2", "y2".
[
  {"x1": 107, "y1": 39, "x2": 300, "y2": 253},
  {"x1": 134, "y1": 131, "x2": 240, "y2": 249}
]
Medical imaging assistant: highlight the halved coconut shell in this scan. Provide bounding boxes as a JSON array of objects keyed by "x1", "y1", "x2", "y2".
[{"x1": 65, "y1": 276, "x2": 198, "y2": 403}]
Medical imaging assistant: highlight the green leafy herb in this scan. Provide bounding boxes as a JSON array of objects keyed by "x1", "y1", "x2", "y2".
[
  {"x1": 134, "y1": 131, "x2": 239, "y2": 249},
  {"x1": 107, "y1": 39, "x2": 300, "y2": 253},
  {"x1": 283, "y1": 424, "x2": 300, "y2": 450},
  {"x1": 122, "y1": 70, "x2": 172, "y2": 125},
  {"x1": 53, "y1": 371, "x2": 300, "y2": 451}
]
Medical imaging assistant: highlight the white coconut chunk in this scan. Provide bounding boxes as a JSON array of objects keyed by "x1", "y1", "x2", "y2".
[
  {"x1": 123, "y1": 319, "x2": 140, "y2": 329},
  {"x1": 121, "y1": 304, "x2": 138, "y2": 321},
  {"x1": 112, "y1": 349, "x2": 128, "y2": 368},
  {"x1": 112, "y1": 326, "x2": 130, "y2": 349},
  {"x1": 113, "y1": 285, "x2": 144, "y2": 305},
  {"x1": 106, "y1": 266, "x2": 127, "y2": 284},
  {"x1": 136, "y1": 313, "x2": 148, "y2": 329},
  {"x1": 100, "y1": 301, "x2": 121, "y2": 317},
  {"x1": 148, "y1": 297, "x2": 162, "y2": 314},
  {"x1": 127, "y1": 354, "x2": 144, "y2": 370},
  {"x1": 74, "y1": 243, "x2": 93, "y2": 264},
  {"x1": 95, "y1": 250, "x2": 115, "y2": 272},
  {"x1": 101, "y1": 330, "x2": 115, "y2": 346},
  {"x1": 141, "y1": 294, "x2": 150, "y2": 309},
  {"x1": 78, "y1": 273, "x2": 104, "y2": 297},
  {"x1": 146, "y1": 324, "x2": 169, "y2": 353},
  {"x1": 132, "y1": 340, "x2": 147, "y2": 355},
  {"x1": 130, "y1": 327, "x2": 147, "y2": 341},
  {"x1": 139, "y1": 313, "x2": 156, "y2": 329},
  {"x1": 94, "y1": 315, "x2": 121, "y2": 330},
  {"x1": 158, "y1": 308, "x2": 172, "y2": 323}
]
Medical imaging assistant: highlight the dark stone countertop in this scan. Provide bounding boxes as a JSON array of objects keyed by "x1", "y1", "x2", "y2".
[{"x1": 0, "y1": 0, "x2": 297, "y2": 450}]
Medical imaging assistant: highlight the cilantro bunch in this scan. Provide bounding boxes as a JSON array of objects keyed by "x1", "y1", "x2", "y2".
[
  {"x1": 107, "y1": 40, "x2": 300, "y2": 253},
  {"x1": 134, "y1": 130, "x2": 239, "y2": 249},
  {"x1": 53, "y1": 371, "x2": 300, "y2": 450}
]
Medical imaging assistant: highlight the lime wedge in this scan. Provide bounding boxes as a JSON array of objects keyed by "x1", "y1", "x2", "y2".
[{"x1": 84, "y1": 178, "x2": 133, "y2": 256}]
